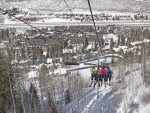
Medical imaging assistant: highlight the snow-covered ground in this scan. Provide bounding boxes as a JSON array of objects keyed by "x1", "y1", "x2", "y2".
[
  {"x1": 116, "y1": 61, "x2": 150, "y2": 113},
  {"x1": 12, "y1": 50, "x2": 150, "y2": 113},
  {"x1": 57, "y1": 56, "x2": 150, "y2": 113}
]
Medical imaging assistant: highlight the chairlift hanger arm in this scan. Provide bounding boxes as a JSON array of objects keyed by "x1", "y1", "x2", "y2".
[
  {"x1": 67, "y1": 64, "x2": 109, "y2": 72},
  {"x1": 64, "y1": 62, "x2": 79, "y2": 65},
  {"x1": 64, "y1": 62, "x2": 97, "y2": 66}
]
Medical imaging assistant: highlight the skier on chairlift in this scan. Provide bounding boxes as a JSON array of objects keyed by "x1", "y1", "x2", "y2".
[
  {"x1": 106, "y1": 66, "x2": 112, "y2": 86},
  {"x1": 93, "y1": 66, "x2": 100, "y2": 88},
  {"x1": 99, "y1": 65, "x2": 107, "y2": 87},
  {"x1": 89, "y1": 66, "x2": 97, "y2": 87}
]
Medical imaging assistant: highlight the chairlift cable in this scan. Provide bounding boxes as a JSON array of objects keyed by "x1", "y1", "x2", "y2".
[
  {"x1": 87, "y1": 0, "x2": 101, "y2": 47},
  {"x1": 86, "y1": 0, "x2": 102, "y2": 70},
  {"x1": 87, "y1": 0, "x2": 103, "y2": 97},
  {"x1": 63, "y1": 0, "x2": 86, "y2": 64},
  {"x1": 0, "y1": 7, "x2": 70, "y2": 34},
  {"x1": 63, "y1": 0, "x2": 81, "y2": 26},
  {"x1": 0, "y1": 8, "x2": 45, "y2": 33}
]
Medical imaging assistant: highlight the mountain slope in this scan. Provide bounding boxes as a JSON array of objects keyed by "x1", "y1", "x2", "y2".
[{"x1": 1, "y1": 0, "x2": 150, "y2": 12}]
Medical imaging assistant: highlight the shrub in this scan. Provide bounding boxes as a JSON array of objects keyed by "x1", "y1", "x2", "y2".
[
  {"x1": 65, "y1": 89, "x2": 71, "y2": 104},
  {"x1": 141, "y1": 91, "x2": 150, "y2": 105}
]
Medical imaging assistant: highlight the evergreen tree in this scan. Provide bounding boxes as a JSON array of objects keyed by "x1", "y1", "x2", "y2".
[
  {"x1": 143, "y1": 29, "x2": 149, "y2": 39},
  {"x1": 47, "y1": 93, "x2": 58, "y2": 113},
  {"x1": 39, "y1": 64, "x2": 49, "y2": 113},
  {"x1": 29, "y1": 83, "x2": 40, "y2": 113},
  {"x1": 121, "y1": 34, "x2": 125, "y2": 46},
  {"x1": 65, "y1": 89, "x2": 71, "y2": 104},
  {"x1": 21, "y1": 47, "x2": 26, "y2": 60},
  {"x1": 134, "y1": 15, "x2": 138, "y2": 20},
  {"x1": 110, "y1": 38, "x2": 114, "y2": 53},
  {"x1": 0, "y1": 54, "x2": 10, "y2": 113}
]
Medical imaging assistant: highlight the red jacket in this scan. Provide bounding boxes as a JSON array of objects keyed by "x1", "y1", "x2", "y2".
[{"x1": 100, "y1": 68, "x2": 106, "y2": 75}]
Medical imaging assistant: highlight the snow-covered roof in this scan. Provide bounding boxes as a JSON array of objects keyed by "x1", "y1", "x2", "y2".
[
  {"x1": 131, "y1": 39, "x2": 150, "y2": 46},
  {"x1": 63, "y1": 49, "x2": 74, "y2": 53},
  {"x1": 22, "y1": 8, "x2": 28, "y2": 12},
  {"x1": 54, "y1": 68, "x2": 67, "y2": 75},
  {"x1": 100, "y1": 54, "x2": 124, "y2": 59},
  {"x1": 113, "y1": 46, "x2": 128, "y2": 53},
  {"x1": 102, "y1": 44, "x2": 110, "y2": 50},
  {"x1": 86, "y1": 45, "x2": 92, "y2": 50},
  {"x1": 43, "y1": 51, "x2": 47, "y2": 56},
  {"x1": 11, "y1": 60, "x2": 18, "y2": 64},
  {"x1": 47, "y1": 58, "x2": 53, "y2": 64},
  {"x1": 15, "y1": 47, "x2": 21, "y2": 50},
  {"x1": 49, "y1": 71, "x2": 53, "y2": 75},
  {"x1": 19, "y1": 60, "x2": 30, "y2": 64},
  {"x1": 28, "y1": 71, "x2": 39, "y2": 79},
  {"x1": 15, "y1": 14, "x2": 25, "y2": 18},
  {"x1": 103, "y1": 34, "x2": 118, "y2": 43},
  {"x1": 0, "y1": 43, "x2": 5, "y2": 48},
  {"x1": 2, "y1": 41, "x2": 9, "y2": 43},
  {"x1": 34, "y1": 18, "x2": 73, "y2": 23},
  {"x1": 59, "y1": 57, "x2": 63, "y2": 63}
]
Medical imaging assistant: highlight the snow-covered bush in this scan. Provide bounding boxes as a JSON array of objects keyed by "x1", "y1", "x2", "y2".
[
  {"x1": 64, "y1": 89, "x2": 71, "y2": 104},
  {"x1": 140, "y1": 87, "x2": 150, "y2": 106}
]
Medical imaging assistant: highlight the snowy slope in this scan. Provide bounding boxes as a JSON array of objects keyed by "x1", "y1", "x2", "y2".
[
  {"x1": 56, "y1": 83, "x2": 118, "y2": 113},
  {"x1": 1, "y1": 0, "x2": 150, "y2": 12},
  {"x1": 117, "y1": 61, "x2": 150, "y2": 113},
  {"x1": 67, "y1": 58, "x2": 150, "y2": 113}
]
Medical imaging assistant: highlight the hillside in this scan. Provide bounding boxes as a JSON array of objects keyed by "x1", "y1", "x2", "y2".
[{"x1": 0, "y1": 0, "x2": 150, "y2": 12}]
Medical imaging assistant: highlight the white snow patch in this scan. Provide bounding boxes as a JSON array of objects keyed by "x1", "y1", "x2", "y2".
[
  {"x1": 82, "y1": 86, "x2": 112, "y2": 113},
  {"x1": 113, "y1": 46, "x2": 128, "y2": 53},
  {"x1": 28, "y1": 71, "x2": 39, "y2": 79},
  {"x1": 47, "y1": 58, "x2": 53, "y2": 64},
  {"x1": 103, "y1": 34, "x2": 118, "y2": 43},
  {"x1": 131, "y1": 39, "x2": 150, "y2": 46},
  {"x1": 86, "y1": 45, "x2": 93, "y2": 50},
  {"x1": 43, "y1": 51, "x2": 47, "y2": 56},
  {"x1": 139, "y1": 104, "x2": 150, "y2": 113},
  {"x1": 0, "y1": 43, "x2": 5, "y2": 48},
  {"x1": 81, "y1": 95, "x2": 97, "y2": 113},
  {"x1": 63, "y1": 49, "x2": 74, "y2": 53},
  {"x1": 34, "y1": 18, "x2": 78, "y2": 23},
  {"x1": 11, "y1": 60, "x2": 18, "y2": 64},
  {"x1": 116, "y1": 62, "x2": 150, "y2": 113},
  {"x1": 101, "y1": 54, "x2": 124, "y2": 59},
  {"x1": 79, "y1": 63, "x2": 91, "y2": 80},
  {"x1": 2, "y1": 41, "x2": 9, "y2": 43},
  {"x1": 15, "y1": 14, "x2": 25, "y2": 18},
  {"x1": 54, "y1": 68, "x2": 67, "y2": 75},
  {"x1": 19, "y1": 60, "x2": 30, "y2": 64}
]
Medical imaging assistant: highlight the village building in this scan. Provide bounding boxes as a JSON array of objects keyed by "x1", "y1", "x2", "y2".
[{"x1": 28, "y1": 38, "x2": 63, "y2": 61}]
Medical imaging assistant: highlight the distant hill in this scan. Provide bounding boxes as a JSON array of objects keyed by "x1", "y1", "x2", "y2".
[{"x1": 1, "y1": 0, "x2": 150, "y2": 12}]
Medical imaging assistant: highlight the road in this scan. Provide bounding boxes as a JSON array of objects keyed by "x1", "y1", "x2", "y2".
[{"x1": 1, "y1": 21, "x2": 150, "y2": 29}]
